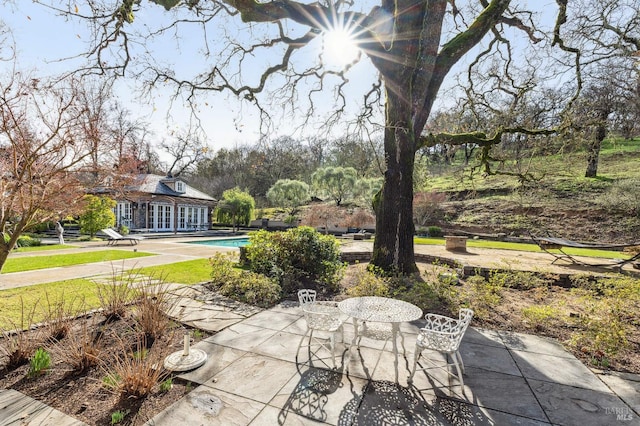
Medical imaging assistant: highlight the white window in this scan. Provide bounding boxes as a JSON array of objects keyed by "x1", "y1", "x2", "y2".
[
  {"x1": 113, "y1": 202, "x2": 132, "y2": 228},
  {"x1": 150, "y1": 203, "x2": 172, "y2": 231},
  {"x1": 199, "y1": 208, "x2": 206, "y2": 229},
  {"x1": 175, "y1": 181, "x2": 185, "y2": 193},
  {"x1": 178, "y1": 206, "x2": 187, "y2": 230}
]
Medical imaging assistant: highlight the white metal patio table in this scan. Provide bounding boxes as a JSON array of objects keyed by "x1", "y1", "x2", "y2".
[{"x1": 338, "y1": 296, "x2": 422, "y2": 382}]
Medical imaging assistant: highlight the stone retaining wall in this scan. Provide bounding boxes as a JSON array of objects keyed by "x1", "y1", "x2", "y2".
[{"x1": 340, "y1": 251, "x2": 581, "y2": 288}]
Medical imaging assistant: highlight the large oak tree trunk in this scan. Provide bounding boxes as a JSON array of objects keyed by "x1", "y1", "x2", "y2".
[{"x1": 371, "y1": 90, "x2": 418, "y2": 274}]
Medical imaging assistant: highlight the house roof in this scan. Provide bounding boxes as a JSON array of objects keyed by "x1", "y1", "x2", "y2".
[{"x1": 130, "y1": 174, "x2": 216, "y2": 202}]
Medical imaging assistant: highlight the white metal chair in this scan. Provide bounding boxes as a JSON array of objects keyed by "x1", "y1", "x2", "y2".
[
  {"x1": 297, "y1": 289, "x2": 345, "y2": 368},
  {"x1": 408, "y1": 308, "x2": 474, "y2": 393}
]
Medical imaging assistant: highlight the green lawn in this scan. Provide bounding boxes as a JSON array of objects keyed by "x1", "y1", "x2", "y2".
[
  {"x1": 2, "y1": 250, "x2": 155, "y2": 273},
  {"x1": 136, "y1": 258, "x2": 212, "y2": 285},
  {"x1": 0, "y1": 278, "x2": 98, "y2": 330},
  {"x1": 414, "y1": 237, "x2": 633, "y2": 260},
  {"x1": 0, "y1": 259, "x2": 213, "y2": 330}
]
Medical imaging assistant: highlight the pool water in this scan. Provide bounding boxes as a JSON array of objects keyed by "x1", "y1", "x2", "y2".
[{"x1": 188, "y1": 237, "x2": 250, "y2": 247}]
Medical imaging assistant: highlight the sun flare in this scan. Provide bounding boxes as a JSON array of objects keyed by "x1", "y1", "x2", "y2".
[{"x1": 323, "y1": 28, "x2": 360, "y2": 68}]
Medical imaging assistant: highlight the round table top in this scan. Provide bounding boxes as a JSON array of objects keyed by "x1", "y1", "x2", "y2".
[{"x1": 338, "y1": 296, "x2": 423, "y2": 323}]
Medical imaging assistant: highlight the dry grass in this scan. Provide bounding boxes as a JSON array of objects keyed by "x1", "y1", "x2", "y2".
[
  {"x1": 102, "y1": 333, "x2": 171, "y2": 399},
  {"x1": 0, "y1": 297, "x2": 43, "y2": 368},
  {"x1": 95, "y1": 266, "x2": 137, "y2": 320},
  {"x1": 51, "y1": 317, "x2": 102, "y2": 373},
  {"x1": 132, "y1": 278, "x2": 179, "y2": 345},
  {"x1": 42, "y1": 292, "x2": 85, "y2": 342}
]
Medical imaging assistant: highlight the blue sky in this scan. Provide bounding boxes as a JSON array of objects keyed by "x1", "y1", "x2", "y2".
[
  {"x1": 3, "y1": 2, "x2": 384, "y2": 152},
  {"x1": 3, "y1": 2, "x2": 268, "y2": 150},
  {"x1": 2, "y1": 1, "x2": 566, "y2": 154}
]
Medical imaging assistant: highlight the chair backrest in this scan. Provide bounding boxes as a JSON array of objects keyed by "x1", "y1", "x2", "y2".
[
  {"x1": 453, "y1": 308, "x2": 474, "y2": 348},
  {"x1": 297, "y1": 289, "x2": 317, "y2": 307},
  {"x1": 102, "y1": 228, "x2": 121, "y2": 238},
  {"x1": 421, "y1": 308, "x2": 474, "y2": 352},
  {"x1": 458, "y1": 308, "x2": 474, "y2": 328}
]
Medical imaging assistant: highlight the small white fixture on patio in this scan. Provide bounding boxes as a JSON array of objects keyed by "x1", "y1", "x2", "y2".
[
  {"x1": 297, "y1": 289, "x2": 345, "y2": 368},
  {"x1": 408, "y1": 308, "x2": 474, "y2": 393},
  {"x1": 164, "y1": 331, "x2": 207, "y2": 372}
]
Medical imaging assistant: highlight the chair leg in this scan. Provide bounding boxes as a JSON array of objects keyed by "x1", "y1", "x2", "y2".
[
  {"x1": 408, "y1": 347, "x2": 420, "y2": 383},
  {"x1": 454, "y1": 350, "x2": 465, "y2": 375},
  {"x1": 297, "y1": 330, "x2": 311, "y2": 361},
  {"x1": 330, "y1": 332, "x2": 336, "y2": 368},
  {"x1": 450, "y1": 351, "x2": 465, "y2": 393}
]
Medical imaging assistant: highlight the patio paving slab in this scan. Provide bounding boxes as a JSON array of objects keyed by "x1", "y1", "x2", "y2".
[
  {"x1": 463, "y1": 327, "x2": 505, "y2": 348},
  {"x1": 459, "y1": 341, "x2": 522, "y2": 376},
  {"x1": 249, "y1": 404, "x2": 324, "y2": 425},
  {"x1": 176, "y1": 342, "x2": 246, "y2": 385},
  {"x1": 499, "y1": 330, "x2": 576, "y2": 358},
  {"x1": 597, "y1": 371, "x2": 640, "y2": 415},
  {"x1": 0, "y1": 389, "x2": 88, "y2": 426},
  {"x1": 205, "y1": 353, "x2": 299, "y2": 404},
  {"x1": 529, "y1": 379, "x2": 636, "y2": 426},
  {"x1": 252, "y1": 330, "x2": 309, "y2": 363},
  {"x1": 241, "y1": 310, "x2": 301, "y2": 331},
  {"x1": 144, "y1": 385, "x2": 264, "y2": 425},
  {"x1": 269, "y1": 367, "x2": 368, "y2": 425},
  {"x1": 511, "y1": 350, "x2": 611, "y2": 392},
  {"x1": 205, "y1": 322, "x2": 279, "y2": 351},
  {"x1": 460, "y1": 367, "x2": 549, "y2": 421}
]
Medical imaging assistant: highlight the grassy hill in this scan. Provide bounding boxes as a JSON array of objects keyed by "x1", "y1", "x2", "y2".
[{"x1": 421, "y1": 138, "x2": 640, "y2": 243}]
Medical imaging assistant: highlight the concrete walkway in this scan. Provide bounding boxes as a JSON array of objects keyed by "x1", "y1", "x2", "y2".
[
  {"x1": 2, "y1": 238, "x2": 640, "y2": 425},
  {"x1": 140, "y1": 289, "x2": 639, "y2": 426}
]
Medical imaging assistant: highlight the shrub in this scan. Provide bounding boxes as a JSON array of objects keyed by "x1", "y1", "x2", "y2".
[
  {"x1": 487, "y1": 270, "x2": 553, "y2": 290},
  {"x1": 3, "y1": 233, "x2": 42, "y2": 248},
  {"x1": 521, "y1": 305, "x2": 559, "y2": 330},
  {"x1": 413, "y1": 191, "x2": 448, "y2": 226},
  {"x1": 28, "y1": 347, "x2": 51, "y2": 378},
  {"x1": 596, "y1": 178, "x2": 640, "y2": 216},
  {"x1": 569, "y1": 295, "x2": 631, "y2": 366},
  {"x1": 79, "y1": 195, "x2": 116, "y2": 238},
  {"x1": 16, "y1": 235, "x2": 42, "y2": 247},
  {"x1": 461, "y1": 275, "x2": 502, "y2": 319},
  {"x1": 417, "y1": 264, "x2": 461, "y2": 311},
  {"x1": 209, "y1": 253, "x2": 281, "y2": 307},
  {"x1": 245, "y1": 227, "x2": 345, "y2": 294},
  {"x1": 117, "y1": 224, "x2": 130, "y2": 236},
  {"x1": 427, "y1": 226, "x2": 442, "y2": 237},
  {"x1": 346, "y1": 266, "x2": 390, "y2": 297}
]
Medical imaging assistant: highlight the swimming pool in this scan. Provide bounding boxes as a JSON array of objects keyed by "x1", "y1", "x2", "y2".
[{"x1": 188, "y1": 237, "x2": 250, "y2": 247}]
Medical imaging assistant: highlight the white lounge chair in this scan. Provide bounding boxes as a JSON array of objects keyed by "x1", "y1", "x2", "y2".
[{"x1": 102, "y1": 228, "x2": 145, "y2": 246}]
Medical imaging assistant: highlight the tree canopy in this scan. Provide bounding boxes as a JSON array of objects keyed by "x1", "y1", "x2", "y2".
[
  {"x1": 79, "y1": 195, "x2": 117, "y2": 238},
  {"x1": 266, "y1": 179, "x2": 310, "y2": 216},
  {"x1": 215, "y1": 187, "x2": 255, "y2": 232},
  {"x1": 43, "y1": 0, "x2": 640, "y2": 272},
  {"x1": 312, "y1": 166, "x2": 358, "y2": 206}
]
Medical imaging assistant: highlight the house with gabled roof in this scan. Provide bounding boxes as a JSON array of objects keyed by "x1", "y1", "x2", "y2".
[{"x1": 112, "y1": 174, "x2": 217, "y2": 232}]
